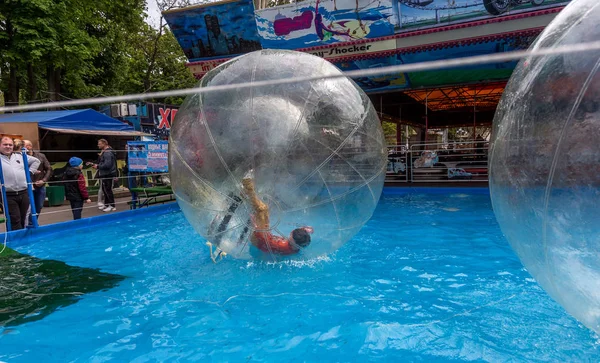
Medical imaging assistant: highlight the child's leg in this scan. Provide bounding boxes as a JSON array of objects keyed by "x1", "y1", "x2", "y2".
[
  {"x1": 242, "y1": 178, "x2": 270, "y2": 230},
  {"x1": 70, "y1": 201, "x2": 76, "y2": 220},
  {"x1": 71, "y1": 200, "x2": 83, "y2": 220},
  {"x1": 217, "y1": 195, "x2": 242, "y2": 232}
]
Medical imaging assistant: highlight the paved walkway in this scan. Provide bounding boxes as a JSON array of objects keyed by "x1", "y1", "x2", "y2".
[{"x1": 0, "y1": 192, "x2": 175, "y2": 233}]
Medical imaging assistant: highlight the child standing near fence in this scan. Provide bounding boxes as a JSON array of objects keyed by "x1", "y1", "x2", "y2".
[{"x1": 63, "y1": 157, "x2": 92, "y2": 220}]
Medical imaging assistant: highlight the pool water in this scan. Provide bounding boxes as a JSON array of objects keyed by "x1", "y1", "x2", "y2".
[{"x1": 1, "y1": 190, "x2": 598, "y2": 361}]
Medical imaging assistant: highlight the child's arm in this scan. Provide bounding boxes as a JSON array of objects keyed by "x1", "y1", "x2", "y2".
[{"x1": 77, "y1": 173, "x2": 89, "y2": 200}]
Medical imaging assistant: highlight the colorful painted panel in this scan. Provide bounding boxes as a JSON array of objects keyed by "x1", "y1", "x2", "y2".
[
  {"x1": 397, "y1": 0, "x2": 571, "y2": 30},
  {"x1": 163, "y1": 0, "x2": 262, "y2": 61},
  {"x1": 336, "y1": 55, "x2": 409, "y2": 92},
  {"x1": 335, "y1": 33, "x2": 537, "y2": 92},
  {"x1": 399, "y1": 34, "x2": 536, "y2": 88},
  {"x1": 255, "y1": 0, "x2": 397, "y2": 49}
]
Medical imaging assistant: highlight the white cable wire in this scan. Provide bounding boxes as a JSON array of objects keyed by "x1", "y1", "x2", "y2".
[
  {"x1": 34, "y1": 150, "x2": 158, "y2": 153},
  {"x1": 5, "y1": 173, "x2": 168, "y2": 186},
  {"x1": 1, "y1": 40, "x2": 600, "y2": 113}
]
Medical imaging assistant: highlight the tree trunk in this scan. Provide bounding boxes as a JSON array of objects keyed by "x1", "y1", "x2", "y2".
[
  {"x1": 46, "y1": 66, "x2": 62, "y2": 108},
  {"x1": 3, "y1": 18, "x2": 18, "y2": 106},
  {"x1": 8, "y1": 65, "x2": 19, "y2": 106},
  {"x1": 27, "y1": 63, "x2": 38, "y2": 103},
  {"x1": 46, "y1": 65, "x2": 58, "y2": 108},
  {"x1": 47, "y1": 65, "x2": 55, "y2": 101},
  {"x1": 55, "y1": 67, "x2": 61, "y2": 99}
]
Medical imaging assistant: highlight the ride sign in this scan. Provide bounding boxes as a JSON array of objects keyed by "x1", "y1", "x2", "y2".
[{"x1": 127, "y1": 141, "x2": 169, "y2": 172}]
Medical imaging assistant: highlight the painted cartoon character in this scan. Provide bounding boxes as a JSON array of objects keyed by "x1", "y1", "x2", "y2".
[
  {"x1": 315, "y1": 0, "x2": 369, "y2": 41},
  {"x1": 272, "y1": 0, "x2": 371, "y2": 41},
  {"x1": 273, "y1": 10, "x2": 313, "y2": 36}
]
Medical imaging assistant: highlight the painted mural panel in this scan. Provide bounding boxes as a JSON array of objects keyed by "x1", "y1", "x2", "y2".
[
  {"x1": 163, "y1": 0, "x2": 262, "y2": 61},
  {"x1": 400, "y1": 33, "x2": 536, "y2": 88},
  {"x1": 397, "y1": 0, "x2": 571, "y2": 30},
  {"x1": 255, "y1": 0, "x2": 397, "y2": 49},
  {"x1": 335, "y1": 33, "x2": 537, "y2": 92}
]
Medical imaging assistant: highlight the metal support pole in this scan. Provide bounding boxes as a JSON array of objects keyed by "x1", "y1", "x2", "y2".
[
  {"x1": 396, "y1": 106, "x2": 402, "y2": 146},
  {"x1": 397, "y1": 0, "x2": 403, "y2": 29},
  {"x1": 0, "y1": 156, "x2": 12, "y2": 231},
  {"x1": 473, "y1": 89, "x2": 477, "y2": 142},
  {"x1": 21, "y1": 149, "x2": 39, "y2": 228},
  {"x1": 474, "y1": 90, "x2": 478, "y2": 157},
  {"x1": 425, "y1": 92, "x2": 429, "y2": 144},
  {"x1": 129, "y1": 171, "x2": 137, "y2": 210}
]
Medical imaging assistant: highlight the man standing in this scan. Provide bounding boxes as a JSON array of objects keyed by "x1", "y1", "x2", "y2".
[
  {"x1": 0, "y1": 137, "x2": 40, "y2": 230},
  {"x1": 92, "y1": 139, "x2": 117, "y2": 212},
  {"x1": 23, "y1": 140, "x2": 52, "y2": 225}
]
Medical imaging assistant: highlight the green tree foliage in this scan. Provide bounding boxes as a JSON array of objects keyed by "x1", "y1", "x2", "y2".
[
  {"x1": 117, "y1": 1, "x2": 197, "y2": 104},
  {"x1": 137, "y1": 29, "x2": 198, "y2": 104},
  {"x1": 382, "y1": 121, "x2": 397, "y2": 145},
  {"x1": 0, "y1": 0, "x2": 196, "y2": 107}
]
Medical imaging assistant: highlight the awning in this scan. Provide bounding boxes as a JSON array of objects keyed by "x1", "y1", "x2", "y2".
[
  {"x1": 404, "y1": 82, "x2": 507, "y2": 112},
  {"x1": 0, "y1": 108, "x2": 153, "y2": 136},
  {"x1": 39, "y1": 127, "x2": 152, "y2": 136}
]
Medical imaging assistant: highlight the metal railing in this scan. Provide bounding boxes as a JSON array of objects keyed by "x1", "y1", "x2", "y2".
[{"x1": 386, "y1": 141, "x2": 489, "y2": 183}]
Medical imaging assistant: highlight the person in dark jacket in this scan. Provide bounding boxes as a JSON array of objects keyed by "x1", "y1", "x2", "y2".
[
  {"x1": 91, "y1": 139, "x2": 117, "y2": 212},
  {"x1": 24, "y1": 140, "x2": 53, "y2": 225},
  {"x1": 63, "y1": 157, "x2": 91, "y2": 220}
]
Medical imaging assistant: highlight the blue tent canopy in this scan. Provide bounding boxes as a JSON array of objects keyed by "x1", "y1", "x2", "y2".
[{"x1": 0, "y1": 109, "x2": 150, "y2": 136}]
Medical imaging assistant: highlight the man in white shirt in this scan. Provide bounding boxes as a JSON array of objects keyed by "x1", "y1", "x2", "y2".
[{"x1": 0, "y1": 136, "x2": 40, "y2": 230}]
